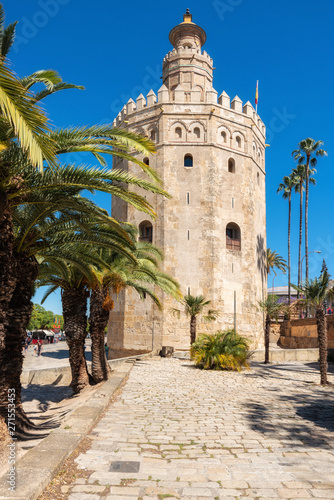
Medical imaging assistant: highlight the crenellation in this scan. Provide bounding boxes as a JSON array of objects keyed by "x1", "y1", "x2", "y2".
[
  {"x1": 121, "y1": 105, "x2": 127, "y2": 121},
  {"x1": 136, "y1": 93, "x2": 146, "y2": 110},
  {"x1": 218, "y1": 91, "x2": 230, "y2": 108},
  {"x1": 158, "y1": 84, "x2": 169, "y2": 103},
  {"x1": 242, "y1": 101, "x2": 254, "y2": 116},
  {"x1": 206, "y1": 88, "x2": 218, "y2": 104},
  {"x1": 147, "y1": 89, "x2": 157, "y2": 107},
  {"x1": 126, "y1": 98, "x2": 136, "y2": 114},
  {"x1": 231, "y1": 96, "x2": 243, "y2": 113}
]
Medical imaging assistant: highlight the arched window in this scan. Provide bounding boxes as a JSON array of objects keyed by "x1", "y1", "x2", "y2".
[
  {"x1": 257, "y1": 172, "x2": 260, "y2": 186},
  {"x1": 150, "y1": 130, "x2": 157, "y2": 142},
  {"x1": 175, "y1": 127, "x2": 182, "y2": 139},
  {"x1": 139, "y1": 221, "x2": 153, "y2": 243},
  {"x1": 236, "y1": 136, "x2": 241, "y2": 148},
  {"x1": 143, "y1": 157, "x2": 149, "y2": 166},
  {"x1": 226, "y1": 223, "x2": 241, "y2": 251},
  {"x1": 228, "y1": 158, "x2": 235, "y2": 173},
  {"x1": 221, "y1": 131, "x2": 226, "y2": 143},
  {"x1": 184, "y1": 154, "x2": 193, "y2": 167},
  {"x1": 194, "y1": 127, "x2": 200, "y2": 139}
]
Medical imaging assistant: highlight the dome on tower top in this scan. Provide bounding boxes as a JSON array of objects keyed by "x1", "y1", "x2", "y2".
[{"x1": 169, "y1": 9, "x2": 207, "y2": 49}]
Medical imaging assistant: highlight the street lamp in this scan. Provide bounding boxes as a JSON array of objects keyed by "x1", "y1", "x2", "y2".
[{"x1": 300, "y1": 250, "x2": 322, "y2": 285}]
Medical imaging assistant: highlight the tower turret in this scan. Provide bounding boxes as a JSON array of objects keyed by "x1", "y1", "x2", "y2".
[{"x1": 162, "y1": 10, "x2": 213, "y2": 100}]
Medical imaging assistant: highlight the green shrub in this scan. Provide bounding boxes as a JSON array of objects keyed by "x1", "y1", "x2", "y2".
[{"x1": 190, "y1": 329, "x2": 251, "y2": 371}]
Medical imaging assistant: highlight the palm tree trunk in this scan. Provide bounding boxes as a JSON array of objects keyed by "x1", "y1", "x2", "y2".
[
  {"x1": 305, "y1": 156, "x2": 310, "y2": 317},
  {"x1": 0, "y1": 189, "x2": 15, "y2": 352},
  {"x1": 315, "y1": 305, "x2": 328, "y2": 385},
  {"x1": 90, "y1": 286, "x2": 111, "y2": 383},
  {"x1": 190, "y1": 315, "x2": 197, "y2": 345},
  {"x1": 62, "y1": 285, "x2": 90, "y2": 393},
  {"x1": 288, "y1": 193, "x2": 291, "y2": 305},
  {"x1": 297, "y1": 183, "x2": 303, "y2": 299},
  {"x1": 0, "y1": 253, "x2": 39, "y2": 432},
  {"x1": 264, "y1": 314, "x2": 270, "y2": 364},
  {"x1": 305, "y1": 156, "x2": 310, "y2": 283}
]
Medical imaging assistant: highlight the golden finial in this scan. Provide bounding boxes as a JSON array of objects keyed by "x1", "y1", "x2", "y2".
[{"x1": 183, "y1": 8, "x2": 192, "y2": 23}]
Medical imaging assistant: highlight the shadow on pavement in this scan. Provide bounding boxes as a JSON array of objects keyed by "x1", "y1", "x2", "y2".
[
  {"x1": 242, "y1": 364, "x2": 334, "y2": 448},
  {"x1": 41, "y1": 350, "x2": 92, "y2": 362}
]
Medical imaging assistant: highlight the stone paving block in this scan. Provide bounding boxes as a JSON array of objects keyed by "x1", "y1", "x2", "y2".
[
  {"x1": 68, "y1": 494, "x2": 101, "y2": 500},
  {"x1": 71, "y1": 484, "x2": 107, "y2": 493},
  {"x1": 109, "y1": 485, "x2": 141, "y2": 495},
  {"x1": 105, "y1": 496, "x2": 139, "y2": 500},
  {"x1": 277, "y1": 488, "x2": 311, "y2": 498},
  {"x1": 245, "y1": 488, "x2": 279, "y2": 497},
  {"x1": 182, "y1": 486, "x2": 220, "y2": 496},
  {"x1": 311, "y1": 491, "x2": 334, "y2": 499}
]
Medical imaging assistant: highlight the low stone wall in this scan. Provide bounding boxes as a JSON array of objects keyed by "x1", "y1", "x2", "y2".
[
  {"x1": 279, "y1": 315, "x2": 334, "y2": 349},
  {"x1": 21, "y1": 352, "x2": 156, "y2": 386},
  {"x1": 251, "y1": 348, "x2": 320, "y2": 363}
]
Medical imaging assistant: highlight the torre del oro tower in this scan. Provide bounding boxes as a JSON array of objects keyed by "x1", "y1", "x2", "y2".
[{"x1": 108, "y1": 10, "x2": 267, "y2": 350}]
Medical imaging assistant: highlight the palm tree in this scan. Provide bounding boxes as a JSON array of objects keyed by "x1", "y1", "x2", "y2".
[
  {"x1": 38, "y1": 237, "x2": 132, "y2": 393},
  {"x1": 190, "y1": 330, "x2": 250, "y2": 371},
  {"x1": 89, "y1": 240, "x2": 180, "y2": 383},
  {"x1": 7, "y1": 205, "x2": 139, "y2": 420},
  {"x1": 266, "y1": 248, "x2": 287, "y2": 279},
  {"x1": 291, "y1": 164, "x2": 316, "y2": 295},
  {"x1": 0, "y1": 153, "x2": 168, "y2": 425},
  {"x1": 171, "y1": 295, "x2": 218, "y2": 345},
  {"x1": 292, "y1": 138, "x2": 327, "y2": 284},
  {"x1": 0, "y1": 3, "x2": 169, "y2": 429},
  {"x1": 291, "y1": 272, "x2": 330, "y2": 385},
  {"x1": 39, "y1": 233, "x2": 180, "y2": 389},
  {"x1": 277, "y1": 175, "x2": 297, "y2": 304},
  {"x1": 0, "y1": 91, "x2": 167, "y2": 425},
  {"x1": 258, "y1": 295, "x2": 287, "y2": 364}
]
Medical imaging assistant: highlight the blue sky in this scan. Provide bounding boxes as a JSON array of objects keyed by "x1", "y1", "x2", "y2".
[{"x1": 5, "y1": 0, "x2": 334, "y2": 314}]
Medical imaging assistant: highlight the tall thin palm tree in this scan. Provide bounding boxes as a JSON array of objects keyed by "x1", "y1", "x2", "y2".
[
  {"x1": 258, "y1": 295, "x2": 288, "y2": 364},
  {"x1": 292, "y1": 272, "x2": 330, "y2": 385},
  {"x1": 171, "y1": 295, "x2": 219, "y2": 345},
  {"x1": 291, "y1": 164, "x2": 316, "y2": 295},
  {"x1": 277, "y1": 175, "x2": 297, "y2": 304},
  {"x1": 292, "y1": 138, "x2": 327, "y2": 283}
]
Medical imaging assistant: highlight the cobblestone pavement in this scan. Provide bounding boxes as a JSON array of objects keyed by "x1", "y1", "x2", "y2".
[{"x1": 64, "y1": 358, "x2": 334, "y2": 499}]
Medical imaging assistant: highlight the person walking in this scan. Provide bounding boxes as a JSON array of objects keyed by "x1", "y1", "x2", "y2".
[{"x1": 37, "y1": 340, "x2": 43, "y2": 357}]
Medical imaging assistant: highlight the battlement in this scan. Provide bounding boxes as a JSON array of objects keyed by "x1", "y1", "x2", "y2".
[
  {"x1": 113, "y1": 88, "x2": 265, "y2": 136},
  {"x1": 163, "y1": 46, "x2": 213, "y2": 64}
]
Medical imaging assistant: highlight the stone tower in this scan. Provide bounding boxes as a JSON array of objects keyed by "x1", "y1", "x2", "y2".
[{"x1": 108, "y1": 11, "x2": 267, "y2": 351}]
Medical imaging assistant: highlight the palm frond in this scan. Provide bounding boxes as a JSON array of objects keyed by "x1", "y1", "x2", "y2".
[
  {"x1": 0, "y1": 61, "x2": 56, "y2": 169},
  {"x1": 1, "y1": 21, "x2": 17, "y2": 57},
  {"x1": 34, "y1": 82, "x2": 85, "y2": 102},
  {"x1": 20, "y1": 69, "x2": 62, "y2": 90}
]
